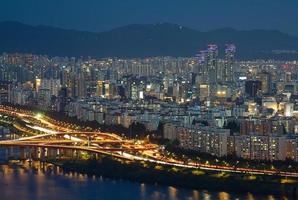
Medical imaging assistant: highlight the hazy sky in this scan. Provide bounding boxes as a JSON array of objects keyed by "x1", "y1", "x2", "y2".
[{"x1": 1, "y1": 0, "x2": 298, "y2": 35}]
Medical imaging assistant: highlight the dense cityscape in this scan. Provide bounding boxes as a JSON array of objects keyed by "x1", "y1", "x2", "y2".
[
  {"x1": 2, "y1": 1, "x2": 298, "y2": 199},
  {"x1": 1, "y1": 45, "x2": 298, "y2": 163}
]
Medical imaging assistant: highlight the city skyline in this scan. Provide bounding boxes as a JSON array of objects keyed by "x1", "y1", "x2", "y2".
[{"x1": 0, "y1": 1, "x2": 298, "y2": 199}]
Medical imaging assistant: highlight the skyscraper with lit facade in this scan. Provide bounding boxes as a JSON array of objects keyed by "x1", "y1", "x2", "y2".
[
  {"x1": 223, "y1": 44, "x2": 236, "y2": 83},
  {"x1": 196, "y1": 45, "x2": 218, "y2": 84},
  {"x1": 206, "y1": 44, "x2": 218, "y2": 84}
]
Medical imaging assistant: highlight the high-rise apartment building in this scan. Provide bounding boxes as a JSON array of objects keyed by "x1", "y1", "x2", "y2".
[{"x1": 223, "y1": 44, "x2": 236, "y2": 83}]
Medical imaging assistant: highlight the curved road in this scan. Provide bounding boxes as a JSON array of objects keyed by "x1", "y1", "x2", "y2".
[{"x1": 0, "y1": 105, "x2": 298, "y2": 178}]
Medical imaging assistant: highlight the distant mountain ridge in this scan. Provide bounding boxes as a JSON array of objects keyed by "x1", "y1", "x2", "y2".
[{"x1": 0, "y1": 21, "x2": 298, "y2": 60}]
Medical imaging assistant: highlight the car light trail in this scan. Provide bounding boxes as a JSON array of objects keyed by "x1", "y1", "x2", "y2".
[{"x1": 0, "y1": 106, "x2": 298, "y2": 178}]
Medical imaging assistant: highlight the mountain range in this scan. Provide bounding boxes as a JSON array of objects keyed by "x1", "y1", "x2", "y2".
[{"x1": 0, "y1": 21, "x2": 298, "y2": 60}]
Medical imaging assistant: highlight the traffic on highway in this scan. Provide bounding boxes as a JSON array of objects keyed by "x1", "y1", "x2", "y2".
[{"x1": 0, "y1": 105, "x2": 298, "y2": 178}]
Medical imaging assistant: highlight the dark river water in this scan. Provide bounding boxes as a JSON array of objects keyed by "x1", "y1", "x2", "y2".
[{"x1": 0, "y1": 161, "x2": 289, "y2": 200}]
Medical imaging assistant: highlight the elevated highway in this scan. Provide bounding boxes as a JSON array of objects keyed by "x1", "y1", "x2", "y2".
[{"x1": 0, "y1": 105, "x2": 298, "y2": 178}]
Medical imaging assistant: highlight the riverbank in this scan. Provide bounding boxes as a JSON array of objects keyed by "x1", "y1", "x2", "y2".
[{"x1": 52, "y1": 157, "x2": 298, "y2": 198}]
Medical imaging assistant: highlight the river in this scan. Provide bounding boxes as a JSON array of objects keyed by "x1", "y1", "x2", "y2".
[{"x1": 0, "y1": 161, "x2": 288, "y2": 200}]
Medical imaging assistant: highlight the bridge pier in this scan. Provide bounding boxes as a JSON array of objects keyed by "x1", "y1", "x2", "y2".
[
  {"x1": 40, "y1": 148, "x2": 47, "y2": 170},
  {"x1": 8, "y1": 147, "x2": 15, "y2": 160},
  {"x1": 73, "y1": 149, "x2": 82, "y2": 160},
  {"x1": 59, "y1": 148, "x2": 67, "y2": 159},
  {"x1": 19, "y1": 147, "x2": 25, "y2": 160},
  {"x1": 64, "y1": 149, "x2": 71, "y2": 158},
  {"x1": 47, "y1": 148, "x2": 58, "y2": 160},
  {"x1": 37, "y1": 147, "x2": 41, "y2": 159},
  {"x1": 57, "y1": 148, "x2": 62, "y2": 159},
  {"x1": 94, "y1": 153, "x2": 99, "y2": 160},
  {"x1": 4, "y1": 148, "x2": 8, "y2": 160},
  {"x1": 39, "y1": 147, "x2": 46, "y2": 162},
  {"x1": 31, "y1": 147, "x2": 38, "y2": 160},
  {"x1": 72, "y1": 150, "x2": 76, "y2": 159},
  {"x1": 26, "y1": 147, "x2": 31, "y2": 160}
]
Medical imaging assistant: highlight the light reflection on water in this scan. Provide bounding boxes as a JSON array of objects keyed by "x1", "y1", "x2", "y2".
[{"x1": 0, "y1": 161, "x2": 289, "y2": 200}]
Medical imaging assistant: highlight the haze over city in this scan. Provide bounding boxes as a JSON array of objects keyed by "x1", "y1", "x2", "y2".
[
  {"x1": 1, "y1": 0, "x2": 298, "y2": 35},
  {"x1": 0, "y1": 1, "x2": 298, "y2": 200}
]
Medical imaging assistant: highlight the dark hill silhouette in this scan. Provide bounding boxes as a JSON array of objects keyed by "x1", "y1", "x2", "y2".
[{"x1": 0, "y1": 21, "x2": 298, "y2": 60}]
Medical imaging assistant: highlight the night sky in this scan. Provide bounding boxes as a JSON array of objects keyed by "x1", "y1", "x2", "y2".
[{"x1": 1, "y1": 0, "x2": 298, "y2": 35}]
